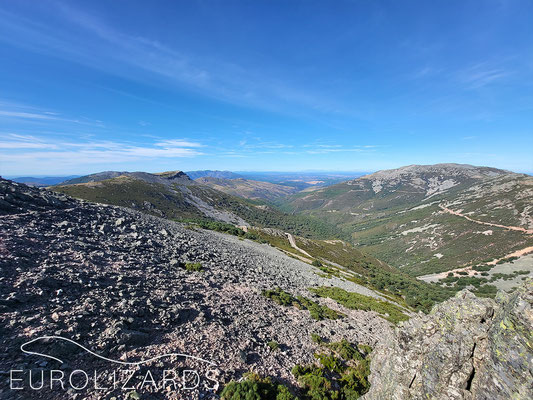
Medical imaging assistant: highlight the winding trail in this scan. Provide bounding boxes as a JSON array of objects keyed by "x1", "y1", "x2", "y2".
[
  {"x1": 439, "y1": 204, "x2": 533, "y2": 234},
  {"x1": 417, "y1": 204, "x2": 533, "y2": 282},
  {"x1": 418, "y1": 245, "x2": 533, "y2": 282},
  {"x1": 286, "y1": 232, "x2": 314, "y2": 259}
]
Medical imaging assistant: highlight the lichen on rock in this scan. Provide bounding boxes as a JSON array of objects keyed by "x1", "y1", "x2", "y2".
[{"x1": 363, "y1": 280, "x2": 533, "y2": 400}]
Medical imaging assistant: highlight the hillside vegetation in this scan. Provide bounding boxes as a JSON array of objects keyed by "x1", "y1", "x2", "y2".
[
  {"x1": 53, "y1": 171, "x2": 345, "y2": 240},
  {"x1": 195, "y1": 176, "x2": 298, "y2": 201},
  {"x1": 281, "y1": 164, "x2": 533, "y2": 276}
]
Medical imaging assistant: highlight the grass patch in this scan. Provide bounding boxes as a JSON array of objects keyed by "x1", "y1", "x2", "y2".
[
  {"x1": 221, "y1": 372, "x2": 296, "y2": 400},
  {"x1": 262, "y1": 287, "x2": 343, "y2": 321},
  {"x1": 181, "y1": 219, "x2": 268, "y2": 243},
  {"x1": 184, "y1": 262, "x2": 203, "y2": 272},
  {"x1": 267, "y1": 340, "x2": 280, "y2": 351},
  {"x1": 309, "y1": 287, "x2": 409, "y2": 324}
]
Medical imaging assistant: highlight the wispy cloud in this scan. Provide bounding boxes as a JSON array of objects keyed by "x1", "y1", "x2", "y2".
[
  {"x1": 0, "y1": 133, "x2": 205, "y2": 174},
  {"x1": 0, "y1": 110, "x2": 61, "y2": 120},
  {"x1": 0, "y1": 100, "x2": 105, "y2": 127},
  {"x1": 216, "y1": 138, "x2": 380, "y2": 157},
  {"x1": 154, "y1": 139, "x2": 205, "y2": 148},
  {"x1": 0, "y1": 136, "x2": 58, "y2": 149},
  {"x1": 0, "y1": 3, "x2": 331, "y2": 114},
  {"x1": 305, "y1": 147, "x2": 376, "y2": 155},
  {"x1": 301, "y1": 141, "x2": 379, "y2": 154},
  {"x1": 457, "y1": 62, "x2": 511, "y2": 89}
]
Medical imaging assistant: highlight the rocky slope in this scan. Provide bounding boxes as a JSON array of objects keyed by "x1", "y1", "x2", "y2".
[
  {"x1": 195, "y1": 177, "x2": 298, "y2": 201},
  {"x1": 0, "y1": 178, "x2": 390, "y2": 399},
  {"x1": 2, "y1": 178, "x2": 532, "y2": 399},
  {"x1": 364, "y1": 282, "x2": 533, "y2": 400}
]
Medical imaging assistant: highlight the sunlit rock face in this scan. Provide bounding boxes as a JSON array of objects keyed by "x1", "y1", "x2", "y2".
[{"x1": 364, "y1": 281, "x2": 533, "y2": 400}]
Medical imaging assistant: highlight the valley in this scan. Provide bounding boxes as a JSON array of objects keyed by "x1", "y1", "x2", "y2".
[
  {"x1": 48, "y1": 164, "x2": 533, "y2": 306},
  {"x1": 1, "y1": 174, "x2": 531, "y2": 399},
  {"x1": 2, "y1": 163, "x2": 531, "y2": 399},
  {"x1": 280, "y1": 164, "x2": 533, "y2": 279}
]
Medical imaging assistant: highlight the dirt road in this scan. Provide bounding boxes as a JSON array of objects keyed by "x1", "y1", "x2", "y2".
[
  {"x1": 418, "y1": 245, "x2": 533, "y2": 282},
  {"x1": 439, "y1": 204, "x2": 533, "y2": 234},
  {"x1": 286, "y1": 232, "x2": 314, "y2": 259}
]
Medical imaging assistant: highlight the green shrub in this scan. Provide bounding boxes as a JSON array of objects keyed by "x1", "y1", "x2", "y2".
[
  {"x1": 310, "y1": 287, "x2": 409, "y2": 324},
  {"x1": 312, "y1": 259, "x2": 323, "y2": 267},
  {"x1": 473, "y1": 264, "x2": 493, "y2": 272},
  {"x1": 340, "y1": 359, "x2": 370, "y2": 398},
  {"x1": 185, "y1": 262, "x2": 203, "y2": 272},
  {"x1": 473, "y1": 284, "x2": 498, "y2": 298},
  {"x1": 296, "y1": 295, "x2": 342, "y2": 321},
  {"x1": 292, "y1": 338, "x2": 372, "y2": 400},
  {"x1": 364, "y1": 265, "x2": 454, "y2": 313},
  {"x1": 262, "y1": 287, "x2": 297, "y2": 306},
  {"x1": 262, "y1": 288, "x2": 342, "y2": 321},
  {"x1": 221, "y1": 372, "x2": 297, "y2": 400},
  {"x1": 268, "y1": 340, "x2": 280, "y2": 351},
  {"x1": 357, "y1": 345, "x2": 372, "y2": 357},
  {"x1": 311, "y1": 333, "x2": 323, "y2": 344},
  {"x1": 315, "y1": 353, "x2": 344, "y2": 373},
  {"x1": 291, "y1": 364, "x2": 324, "y2": 379},
  {"x1": 297, "y1": 372, "x2": 335, "y2": 400},
  {"x1": 326, "y1": 339, "x2": 363, "y2": 361}
]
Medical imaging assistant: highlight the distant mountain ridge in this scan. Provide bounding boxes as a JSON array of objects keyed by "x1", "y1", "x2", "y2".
[
  {"x1": 53, "y1": 170, "x2": 343, "y2": 239},
  {"x1": 353, "y1": 163, "x2": 511, "y2": 199},
  {"x1": 282, "y1": 163, "x2": 533, "y2": 276},
  {"x1": 60, "y1": 170, "x2": 192, "y2": 186},
  {"x1": 195, "y1": 176, "x2": 298, "y2": 201},
  {"x1": 9, "y1": 175, "x2": 80, "y2": 187},
  {"x1": 186, "y1": 170, "x2": 243, "y2": 180}
]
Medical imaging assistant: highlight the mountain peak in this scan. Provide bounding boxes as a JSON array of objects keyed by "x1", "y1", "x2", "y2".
[
  {"x1": 359, "y1": 163, "x2": 511, "y2": 182},
  {"x1": 154, "y1": 170, "x2": 191, "y2": 181}
]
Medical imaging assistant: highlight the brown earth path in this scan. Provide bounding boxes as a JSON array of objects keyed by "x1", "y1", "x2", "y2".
[
  {"x1": 418, "y1": 245, "x2": 533, "y2": 282},
  {"x1": 439, "y1": 204, "x2": 533, "y2": 234}
]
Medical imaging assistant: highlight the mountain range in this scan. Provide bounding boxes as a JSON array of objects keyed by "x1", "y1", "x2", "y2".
[
  {"x1": 50, "y1": 164, "x2": 533, "y2": 280},
  {"x1": 185, "y1": 170, "x2": 243, "y2": 180},
  {"x1": 1, "y1": 175, "x2": 531, "y2": 400},
  {"x1": 281, "y1": 164, "x2": 533, "y2": 276},
  {"x1": 52, "y1": 169, "x2": 342, "y2": 239},
  {"x1": 195, "y1": 176, "x2": 299, "y2": 201},
  {"x1": 48, "y1": 163, "x2": 533, "y2": 301}
]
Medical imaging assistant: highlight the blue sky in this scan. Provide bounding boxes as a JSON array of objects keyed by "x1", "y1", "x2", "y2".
[{"x1": 1, "y1": 0, "x2": 532, "y2": 176}]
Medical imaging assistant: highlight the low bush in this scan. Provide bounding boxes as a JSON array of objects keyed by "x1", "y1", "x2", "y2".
[
  {"x1": 262, "y1": 287, "x2": 297, "y2": 306},
  {"x1": 310, "y1": 287, "x2": 409, "y2": 324},
  {"x1": 296, "y1": 295, "x2": 342, "y2": 321},
  {"x1": 221, "y1": 372, "x2": 297, "y2": 400},
  {"x1": 262, "y1": 288, "x2": 342, "y2": 321},
  {"x1": 472, "y1": 264, "x2": 493, "y2": 272},
  {"x1": 268, "y1": 340, "x2": 280, "y2": 351},
  {"x1": 185, "y1": 262, "x2": 203, "y2": 272},
  {"x1": 292, "y1": 337, "x2": 372, "y2": 399},
  {"x1": 315, "y1": 353, "x2": 344, "y2": 373},
  {"x1": 472, "y1": 284, "x2": 498, "y2": 298},
  {"x1": 311, "y1": 333, "x2": 323, "y2": 344},
  {"x1": 326, "y1": 339, "x2": 363, "y2": 361}
]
